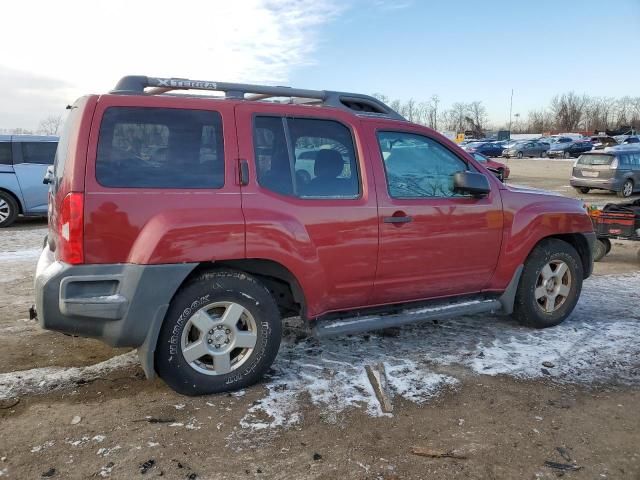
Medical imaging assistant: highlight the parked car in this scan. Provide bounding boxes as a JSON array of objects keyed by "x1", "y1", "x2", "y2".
[
  {"x1": 590, "y1": 136, "x2": 618, "y2": 150},
  {"x1": 547, "y1": 141, "x2": 593, "y2": 159},
  {"x1": 503, "y1": 141, "x2": 550, "y2": 158},
  {"x1": 471, "y1": 152, "x2": 510, "y2": 181},
  {"x1": 0, "y1": 135, "x2": 58, "y2": 227},
  {"x1": 462, "y1": 142, "x2": 504, "y2": 157},
  {"x1": 570, "y1": 149, "x2": 640, "y2": 197},
  {"x1": 34, "y1": 75, "x2": 595, "y2": 396}
]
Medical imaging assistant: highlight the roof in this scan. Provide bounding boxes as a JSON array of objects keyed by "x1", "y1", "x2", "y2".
[{"x1": 110, "y1": 76, "x2": 405, "y2": 121}]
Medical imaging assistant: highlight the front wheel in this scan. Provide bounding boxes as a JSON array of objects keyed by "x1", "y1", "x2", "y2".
[
  {"x1": 563, "y1": 151, "x2": 571, "y2": 159},
  {"x1": 579, "y1": 187, "x2": 590, "y2": 194},
  {"x1": 513, "y1": 239, "x2": 583, "y2": 328},
  {"x1": 517, "y1": 152, "x2": 523, "y2": 159},
  {"x1": 155, "y1": 270, "x2": 282, "y2": 395}
]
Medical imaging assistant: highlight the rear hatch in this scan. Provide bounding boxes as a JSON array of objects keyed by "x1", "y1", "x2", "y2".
[
  {"x1": 47, "y1": 96, "x2": 97, "y2": 263},
  {"x1": 572, "y1": 153, "x2": 616, "y2": 180}
]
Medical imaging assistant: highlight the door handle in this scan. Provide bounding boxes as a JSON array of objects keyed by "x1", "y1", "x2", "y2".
[{"x1": 383, "y1": 215, "x2": 413, "y2": 224}]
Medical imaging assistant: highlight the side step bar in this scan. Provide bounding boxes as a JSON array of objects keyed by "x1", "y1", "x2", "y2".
[{"x1": 313, "y1": 298, "x2": 502, "y2": 338}]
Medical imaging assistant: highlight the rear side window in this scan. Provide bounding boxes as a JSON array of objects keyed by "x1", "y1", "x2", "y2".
[
  {"x1": 254, "y1": 116, "x2": 359, "y2": 198},
  {"x1": 0, "y1": 143, "x2": 11, "y2": 165},
  {"x1": 21, "y1": 142, "x2": 57, "y2": 164},
  {"x1": 96, "y1": 107, "x2": 224, "y2": 189}
]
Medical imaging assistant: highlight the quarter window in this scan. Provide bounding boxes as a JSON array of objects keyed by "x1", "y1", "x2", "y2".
[
  {"x1": 0, "y1": 143, "x2": 11, "y2": 165},
  {"x1": 21, "y1": 142, "x2": 57, "y2": 165},
  {"x1": 377, "y1": 131, "x2": 470, "y2": 198},
  {"x1": 96, "y1": 107, "x2": 224, "y2": 189},
  {"x1": 254, "y1": 116, "x2": 359, "y2": 198}
]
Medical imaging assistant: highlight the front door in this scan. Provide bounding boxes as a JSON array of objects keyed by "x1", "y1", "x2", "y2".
[
  {"x1": 363, "y1": 124, "x2": 504, "y2": 304},
  {"x1": 235, "y1": 104, "x2": 379, "y2": 318}
]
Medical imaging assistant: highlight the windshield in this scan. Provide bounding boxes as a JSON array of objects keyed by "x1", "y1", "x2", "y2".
[{"x1": 577, "y1": 154, "x2": 614, "y2": 166}]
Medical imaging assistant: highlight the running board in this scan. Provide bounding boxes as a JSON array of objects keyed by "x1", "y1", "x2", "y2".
[{"x1": 313, "y1": 298, "x2": 502, "y2": 338}]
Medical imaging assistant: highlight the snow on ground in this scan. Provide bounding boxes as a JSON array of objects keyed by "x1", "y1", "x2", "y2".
[
  {"x1": 0, "y1": 224, "x2": 638, "y2": 430},
  {"x1": 239, "y1": 272, "x2": 640, "y2": 429},
  {"x1": 0, "y1": 351, "x2": 138, "y2": 400}
]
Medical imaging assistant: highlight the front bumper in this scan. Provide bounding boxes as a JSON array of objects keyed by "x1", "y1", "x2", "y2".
[{"x1": 35, "y1": 246, "x2": 196, "y2": 347}]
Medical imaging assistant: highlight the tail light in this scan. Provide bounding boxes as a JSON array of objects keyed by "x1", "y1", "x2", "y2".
[{"x1": 58, "y1": 192, "x2": 84, "y2": 264}]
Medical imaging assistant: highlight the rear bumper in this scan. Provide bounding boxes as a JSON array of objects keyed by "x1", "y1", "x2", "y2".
[
  {"x1": 570, "y1": 176, "x2": 622, "y2": 191},
  {"x1": 35, "y1": 246, "x2": 196, "y2": 347}
]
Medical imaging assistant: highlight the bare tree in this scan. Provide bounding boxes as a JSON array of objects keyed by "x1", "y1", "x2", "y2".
[
  {"x1": 38, "y1": 115, "x2": 63, "y2": 135},
  {"x1": 550, "y1": 92, "x2": 588, "y2": 131},
  {"x1": 467, "y1": 101, "x2": 488, "y2": 133}
]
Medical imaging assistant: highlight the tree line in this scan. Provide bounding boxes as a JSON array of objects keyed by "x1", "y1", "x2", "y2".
[{"x1": 373, "y1": 92, "x2": 640, "y2": 134}]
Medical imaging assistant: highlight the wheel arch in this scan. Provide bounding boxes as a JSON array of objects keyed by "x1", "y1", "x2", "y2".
[
  {"x1": 138, "y1": 258, "x2": 307, "y2": 380},
  {"x1": 533, "y1": 232, "x2": 594, "y2": 279}
]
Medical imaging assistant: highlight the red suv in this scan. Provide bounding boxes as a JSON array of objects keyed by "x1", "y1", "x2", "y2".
[{"x1": 35, "y1": 76, "x2": 595, "y2": 396}]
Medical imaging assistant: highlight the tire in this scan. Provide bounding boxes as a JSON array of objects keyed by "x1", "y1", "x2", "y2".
[
  {"x1": 0, "y1": 191, "x2": 19, "y2": 228},
  {"x1": 617, "y1": 179, "x2": 634, "y2": 198},
  {"x1": 496, "y1": 169, "x2": 504, "y2": 182},
  {"x1": 563, "y1": 151, "x2": 571, "y2": 159},
  {"x1": 593, "y1": 239, "x2": 608, "y2": 262},
  {"x1": 603, "y1": 238, "x2": 612, "y2": 254},
  {"x1": 513, "y1": 238, "x2": 583, "y2": 328},
  {"x1": 541, "y1": 150, "x2": 547, "y2": 158},
  {"x1": 155, "y1": 270, "x2": 282, "y2": 396},
  {"x1": 516, "y1": 152, "x2": 523, "y2": 159},
  {"x1": 579, "y1": 187, "x2": 590, "y2": 194}
]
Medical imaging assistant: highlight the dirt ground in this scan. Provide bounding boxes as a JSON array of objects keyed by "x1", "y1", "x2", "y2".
[{"x1": 0, "y1": 160, "x2": 638, "y2": 480}]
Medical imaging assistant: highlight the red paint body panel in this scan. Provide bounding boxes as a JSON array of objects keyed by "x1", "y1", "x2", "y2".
[
  {"x1": 235, "y1": 103, "x2": 379, "y2": 316},
  {"x1": 82, "y1": 95, "x2": 244, "y2": 264},
  {"x1": 55, "y1": 93, "x2": 594, "y2": 321}
]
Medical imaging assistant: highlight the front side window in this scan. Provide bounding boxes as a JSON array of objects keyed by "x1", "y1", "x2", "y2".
[
  {"x1": 0, "y1": 143, "x2": 11, "y2": 165},
  {"x1": 21, "y1": 142, "x2": 57, "y2": 165},
  {"x1": 254, "y1": 116, "x2": 359, "y2": 198},
  {"x1": 96, "y1": 107, "x2": 224, "y2": 189},
  {"x1": 377, "y1": 131, "x2": 470, "y2": 198}
]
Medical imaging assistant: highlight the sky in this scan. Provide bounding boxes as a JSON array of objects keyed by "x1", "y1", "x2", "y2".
[{"x1": 1, "y1": 0, "x2": 639, "y2": 131}]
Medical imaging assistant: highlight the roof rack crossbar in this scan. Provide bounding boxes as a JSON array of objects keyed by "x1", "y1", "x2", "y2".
[{"x1": 110, "y1": 76, "x2": 405, "y2": 120}]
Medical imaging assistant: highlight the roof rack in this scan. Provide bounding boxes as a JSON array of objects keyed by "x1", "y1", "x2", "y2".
[{"x1": 110, "y1": 76, "x2": 405, "y2": 121}]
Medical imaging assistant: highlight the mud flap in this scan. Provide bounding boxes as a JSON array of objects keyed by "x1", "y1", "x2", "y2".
[
  {"x1": 137, "y1": 304, "x2": 170, "y2": 379},
  {"x1": 497, "y1": 265, "x2": 523, "y2": 315}
]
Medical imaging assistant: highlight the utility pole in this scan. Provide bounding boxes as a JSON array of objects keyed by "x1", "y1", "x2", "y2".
[{"x1": 508, "y1": 89, "x2": 514, "y2": 140}]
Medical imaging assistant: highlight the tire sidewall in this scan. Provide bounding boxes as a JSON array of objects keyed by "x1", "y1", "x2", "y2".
[
  {"x1": 0, "y1": 192, "x2": 18, "y2": 228},
  {"x1": 515, "y1": 240, "x2": 583, "y2": 328},
  {"x1": 155, "y1": 271, "x2": 282, "y2": 395}
]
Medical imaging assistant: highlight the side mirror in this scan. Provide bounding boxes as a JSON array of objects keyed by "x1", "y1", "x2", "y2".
[
  {"x1": 43, "y1": 165, "x2": 54, "y2": 185},
  {"x1": 453, "y1": 171, "x2": 491, "y2": 196}
]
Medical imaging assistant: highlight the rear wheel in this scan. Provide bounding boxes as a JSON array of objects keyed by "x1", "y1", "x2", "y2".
[
  {"x1": 516, "y1": 151, "x2": 523, "y2": 159},
  {"x1": 513, "y1": 239, "x2": 583, "y2": 328},
  {"x1": 618, "y1": 179, "x2": 634, "y2": 198},
  {"x1": 496, "y1": 168, "x2": 505, "y2": 182},
  {"x1": 563, "y1": 151, "x2": 571, "y2": 159},
  {"x1": 541, "y1": 150, "x2": 547, "y2": 158},
  {"x1": 0, "y1": 191, "x2": 19, "y2": 228},
  {"x1": 579, "y1": 187, "x2": 590, "y2": 194},
  {"x1": 155, "y1": 270, "x2": 282, "y2": 395}
]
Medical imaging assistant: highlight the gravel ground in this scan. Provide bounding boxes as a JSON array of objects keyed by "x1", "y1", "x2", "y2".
[{"x1": 0, "y1": 160, "x2": 638, "y2": 480}]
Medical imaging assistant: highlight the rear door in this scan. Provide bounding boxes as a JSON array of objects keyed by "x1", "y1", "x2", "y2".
[
  {"x1": 363, "y1": 122, "x2": 503, "y2": 304},
  {"x1": 235, "y1": 103, "x2": 379, "y2": 317},
  {"x1": 12, "y1": 138, "x2": 57, "y2": 213}
]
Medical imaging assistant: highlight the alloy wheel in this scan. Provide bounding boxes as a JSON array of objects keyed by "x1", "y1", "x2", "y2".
[{"x1": 534, "y1": 260, "x2": 572, "y2": 313}]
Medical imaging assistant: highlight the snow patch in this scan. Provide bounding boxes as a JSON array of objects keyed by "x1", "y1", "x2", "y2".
[{"x1": 0, "y1": 351, "x2": 139, "y2": 401}]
